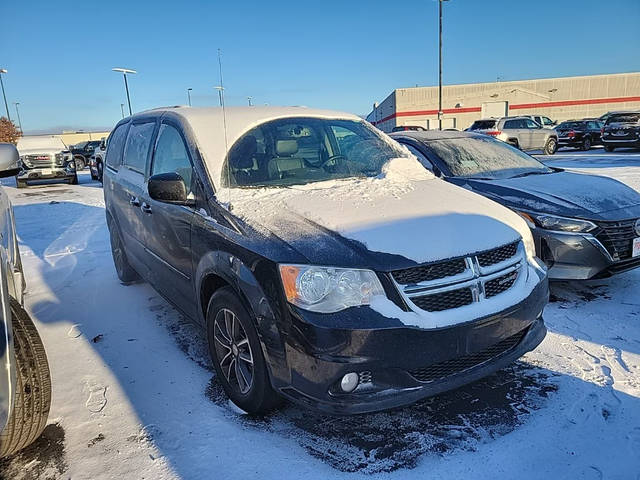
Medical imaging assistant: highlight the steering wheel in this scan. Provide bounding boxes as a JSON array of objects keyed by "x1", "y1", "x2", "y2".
[{"x1": 318, "y1": 154, "x2": 347, "y2": 169}]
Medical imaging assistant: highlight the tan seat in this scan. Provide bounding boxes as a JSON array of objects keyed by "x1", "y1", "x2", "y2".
[{"x1": 267, "y1": 140, "x2": 305, "y2": 179}]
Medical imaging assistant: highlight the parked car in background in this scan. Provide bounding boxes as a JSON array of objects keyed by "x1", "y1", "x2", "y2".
[
  {"x1": 391, "y1": 125, "x2": 427, "y2": 132},
  {"x1": 521, "y1": 115, "x2": 556, "y2": 129},
  {"x1": 555, "y1": 119, "x2": 603, "y2": 150},
  {"x1": 598, "y1": 111, "x2": 633, "y2": 124},
  {"x1": 467, "y1": 117, "x2": 558, "y2": 154},
  {"x1": 391, "y1": 130, "x2": 640, "y2": 280},
  {"x1": 601, "y1": 112, "x2": 640, "y2": 152},
  {"x1": 89, "y1": 137, "x2": 107, "y2": 182},
  {"x1": 70, "y1": 140, "x2": 102, "y2": 171},
  {"x1": 16, "y1": 136, "x2": 77, "y2": 188},
  {"x1": 0, "y1": 143, "x2": 52, "y2": 457},
  {"x1": 104, "y1": 106, "x2": 548, "y2": 415}
]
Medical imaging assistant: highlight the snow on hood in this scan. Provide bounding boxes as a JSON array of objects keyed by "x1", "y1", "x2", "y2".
[
  {"x1": 227, "y1": 156, "x2": 531, "y2": 265},
  {"x1": 469, "y1": 170, "x2": 640, "y2": 216},
  {"x1": 17, "y1": 136, "x2": 67, "y2": 154},
  {"x1": 176, "y1": 106, "x2": 364, "y2": 189}
]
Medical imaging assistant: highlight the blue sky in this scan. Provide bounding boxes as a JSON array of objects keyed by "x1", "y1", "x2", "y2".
[{"x1": 1, "y1": 0, "x2": 639, "y2": 133}]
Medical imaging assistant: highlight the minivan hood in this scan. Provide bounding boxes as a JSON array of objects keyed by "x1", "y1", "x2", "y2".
[
  {"x1": 229, "y1": 159, "x2": 531, "y2": 269},
  {"x1": 453, "y1": 170, "x2": 640, "y2": 220}
]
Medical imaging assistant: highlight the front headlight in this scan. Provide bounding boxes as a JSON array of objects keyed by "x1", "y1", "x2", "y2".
[
  {"x1": 279, "y1": 264, "x2": 386, "y2": 313},
  {"x1": 517, "y1": 211, "x2": 597, "y2": 233}
]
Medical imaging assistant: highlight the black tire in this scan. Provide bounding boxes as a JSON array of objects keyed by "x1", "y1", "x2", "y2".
[
  {"x1": 508, "y1": 139, "x2": 520, "y2": 149},
  {"x1": 74, "y1": 156, "x2": 85, "y2": 171},
  {"x1": 90, "y1": 172, "x2": 98, "y2": 181},
  {"x1": 581, "y1": 136, "x2": 592, "y2": 151},
  {"x1": 107, "y1": 215, "x2": 140, "y2": 284},
  {"x1": 0, "y1": 298, "x2": 51, "y2": 458},
  {"x1": 15, "y1": 179, "x2": 26, "y2": 189},
  {"x1": 206, "y1": 286, "x2": 281, "y2": 414},
  {"x1": 543, "y1": 137, "x2": 557, "y2": 155},
  {"x1": 604, "y1": 145, "x2": 615, "y2": 152},
  {"x1": 97, "y1": 161, "x2": 103, "y2": 183}
]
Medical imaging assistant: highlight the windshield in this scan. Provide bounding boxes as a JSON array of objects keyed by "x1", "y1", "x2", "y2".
[
  {"x1": 223, "y1": 117, "x2": 407, "y2": 187},
  {"x1": 557, "y1": 122, "x2": 584, "y2": 129},
  {"x1": 425, "y1": 136, "x2": 553, "y2": 180}
]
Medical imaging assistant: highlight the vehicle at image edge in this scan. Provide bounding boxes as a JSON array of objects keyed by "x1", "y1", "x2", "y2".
[
  {"x1": 104, "y1": 106, "x2": 548, "y2": 415},
  {"x1": 15, "y1": 136, "x2": 77, "y2": 188},
  {"x1": 0, "y1": 143, "x2": 52, "y2": 457},
  {"x1": 598, "y1": 110, "x2": 634, "y2": 124},
  {"x1": 89, "y1": 137, "x2": 107, "y2": 182},
  {"x1": 391, "y1": 130, "x2": 640, "y2": 280},
  {"x1": 520, "y1": 115, "x2": 556, "y2": 129},
  {"x1": 555, "y1": 119, "x2": 603, "y2": 150},
  {"x1": 391, "y1": 125, "x2": 427, "y2": 132},
  {"x1": 467, "y1": 117, "x2": 558, "y2": 154},
  {"x1": 70, "y1": 140, "x2": 102, "y2": 171},
  {"x1": 601, "y1": 111, "x2": 640, "y2": 152}
]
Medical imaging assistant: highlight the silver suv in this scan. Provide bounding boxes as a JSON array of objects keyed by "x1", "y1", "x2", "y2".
[
  {"x1": 0, "y1": 143, "x2": 51, "y2": 457},
  {"x1": 468, "y1": 117, "x2": 558, "y2": 154}
]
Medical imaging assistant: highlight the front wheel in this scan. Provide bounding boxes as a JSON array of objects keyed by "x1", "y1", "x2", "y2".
[
  {"x1": 604, "y1": 145, "x2": 615, "y2": 152},
  {"x1": 69, "y1": 175, "x2": 78, "y2": 185},
  {"x1": 74, "y1": 157, "x2": 85, "y2": 171},
  {"x1": 206, "y1": 287, "x2": 282, "y2": 414},
  {"x1": 581, "y1": 136, "x2": 592, "y2": 151},
  {"x1": 0, "y1": 298, "x2": 52, "y2": 458},
  {"x1": 544, "y1": 137, "x2": 557, "y2": 155},
  {"x1": 97, "y1": 162, "x2": 103, "y2": 183}
]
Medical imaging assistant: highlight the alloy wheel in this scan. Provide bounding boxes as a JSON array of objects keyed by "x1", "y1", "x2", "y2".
[{"x1": 213, "y1": 308, "x2": 254, "y2": 394}]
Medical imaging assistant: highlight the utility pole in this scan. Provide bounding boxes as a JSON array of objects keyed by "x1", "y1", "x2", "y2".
[
  {"x1": 112, "y1": 68, "x2": 136, "y2": 115},
  {"x1": 438, "y1": 1, "x2": 449, "y2": 130},
  {"x1": 120, "y1": 103, "x2": 125, "y2": 119},
  {"x1": 13, "y1": 102, "x2": 22, "y2": 131},
  {"x1": 0, "y1": 69, "x2": 10, "y2": 121},
  {"x1": 187, "y1": 88, "x2": 193, "y2": 106}
]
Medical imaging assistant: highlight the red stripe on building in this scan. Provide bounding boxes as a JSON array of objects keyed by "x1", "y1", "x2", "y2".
[{"x1": 372, "y1": 95, "x2": 640, "y2": 125}]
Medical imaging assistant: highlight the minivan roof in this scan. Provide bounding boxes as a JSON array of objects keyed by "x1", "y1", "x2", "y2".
[{"x1": 132, "y1": 106, "x2": 362, "y2": 188}]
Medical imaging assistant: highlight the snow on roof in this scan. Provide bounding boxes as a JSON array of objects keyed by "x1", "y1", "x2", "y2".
[{"x1": 169, "y1": 106, "x2": 363, "y2": 188}]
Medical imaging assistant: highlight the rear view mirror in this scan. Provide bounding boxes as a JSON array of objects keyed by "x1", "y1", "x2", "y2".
[
  {"x1": 0, "y1": 143, "x2": 20, "y2": 178},
  {"x1": 148, "y1": 172, "x2": 192, "y2": 205}
]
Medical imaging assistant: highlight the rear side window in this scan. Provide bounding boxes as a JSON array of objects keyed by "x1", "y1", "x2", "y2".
[
  {"x1": 105, "y1": 123, "x2": 129, "y2": 169},
  {"x1": 123, "y1": 122, "x2": 156, "y2": 173},
  {"x1": 503, "y1": 120, "x2": 520, "y2": 129},
  {"x1": 470, "y1": 120, "x2": 496, "y2": 130}
]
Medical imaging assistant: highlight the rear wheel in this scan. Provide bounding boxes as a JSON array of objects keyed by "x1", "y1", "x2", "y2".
[
  {"x1": 206, "y1": 287, "x2": 281, "y2": 414},
  {"x1": 543, "y1": 137, "x2": 557, "y2": 155},
  {"x1": 604, "y1": 145, "x2": 615, "y2": 152},
  {"x1": 581, "y1": 136, "x2": 592, "y2": 151},
  {"x1": 74, "y1": 156, "x2": 85, "y2": 171},
  {"x1": 107, "y1": 216, "x2": 140, "y2": 283},
  {"x1": 97, "y1": 162, "x2": 103, "y2": 183},
  {"x1": 0, "y1": 298, "x2": 52, "y2": 458}
]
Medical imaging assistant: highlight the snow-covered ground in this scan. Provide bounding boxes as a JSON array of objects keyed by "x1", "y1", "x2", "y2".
[{"x1": 0, "y1": 149, "x2": 639, "y2": 479}]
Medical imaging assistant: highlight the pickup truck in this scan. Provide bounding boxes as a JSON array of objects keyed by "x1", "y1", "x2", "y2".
[{"x1": 16, "y1": 136, "x2": 77, "y2": 188}]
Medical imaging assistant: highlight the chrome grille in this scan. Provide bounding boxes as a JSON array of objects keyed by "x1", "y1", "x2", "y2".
[
  {"x1": 391, "y1": 241, "x2": 523, "y2": 313},
  {"x1": 24, "y1": 154, "x2": 55, "y2": 168},
  {"x1": 408, "y1": 328, "x2": 528, "y2": 383},
  {"x1": 477, "y1": 241, "x2": 518, "y2": 267},
  {"x1": 595, "y1": 219, "x2": 638, "y2": 261}
]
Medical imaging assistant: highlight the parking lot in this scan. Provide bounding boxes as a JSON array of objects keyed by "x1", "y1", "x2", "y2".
[{"x1": 0, "y1": 148, "x2": 639, "y2": 480}]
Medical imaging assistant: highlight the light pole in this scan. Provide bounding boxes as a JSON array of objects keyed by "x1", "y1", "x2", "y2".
[
  {"x1": 0, "y1": 69, "x2": 10, "y2": 121},
  {"x1": 112, "y1": 67, "x2": 136, "y2": 116},
  {"x1": 13, "y1": 102, "x2": 22, "y2": 132},
  {"x1": 214, "y1": 86, "x2": 224, "y2": 107},
  {"x1": 247, "y1": 96, "x2": 252, "y2": 106},
  {"x1": 438, "y1": 0, "x2": 449, "y2": 131},
  {"x1": 120, "y1": 103, "x2": 125, "y2": 119},
  {"x1": 187, "y1": 88, "x2": 193, "y2": 106}
]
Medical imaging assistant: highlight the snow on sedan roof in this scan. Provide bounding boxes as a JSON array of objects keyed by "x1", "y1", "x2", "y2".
[{"x1": 169, "y1": 106, "x2": 363, "y2": 188}]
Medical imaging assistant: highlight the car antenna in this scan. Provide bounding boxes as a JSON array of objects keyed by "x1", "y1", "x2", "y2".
[{"x1": 217, "y1": 48, "x2": 232, "y2": 210}]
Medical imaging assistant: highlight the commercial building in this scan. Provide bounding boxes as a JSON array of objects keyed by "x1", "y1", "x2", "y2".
[
  {"x1": 367, "y1": 72, "x2": 640, "y2": 132},
  {"x1": 20, "y1": 130, "x2": 111, "y2": 147}
]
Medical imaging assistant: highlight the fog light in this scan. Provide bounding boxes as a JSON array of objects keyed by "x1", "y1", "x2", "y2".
[{"x1": 340, "y1": 372, "x2": 359, "y2": 393}]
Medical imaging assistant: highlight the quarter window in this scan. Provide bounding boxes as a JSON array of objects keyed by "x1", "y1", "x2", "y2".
[
  {"x1": 123, "y1": 122, "x2": 155, "y2": 173},
  {"x1": 404, "y1": 144, "x2": 434, "y2": 170},
  {"x1": 151, "y1": 124, "x2": 193, "y2": 192},
  {"x1": 105, "y1": 123, "x2": 129, "y2": 169}
]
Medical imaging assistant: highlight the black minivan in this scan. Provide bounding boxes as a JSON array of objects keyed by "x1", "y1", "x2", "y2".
[{"x1": 104, "y1": 106, "x2": 548, "y2": 414}]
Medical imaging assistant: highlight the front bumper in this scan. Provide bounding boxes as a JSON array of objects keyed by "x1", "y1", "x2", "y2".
[
  {"x1": 533, "y1": 228, "x2": 640, "y2": 280},
  {"x1": 277, "y1": 270, "x2": 548, "y2": 415},
  {"x1": 18, "y1": 167, "x2": 75, "y2": 181}
]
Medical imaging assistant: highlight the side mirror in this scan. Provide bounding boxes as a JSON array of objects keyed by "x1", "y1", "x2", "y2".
[
  {"x1": 148, "y1": 172, "x2": 192, "y2": 205},
  {"x1": 0, "y1": 143, "x2": 20, "y2": 178}
]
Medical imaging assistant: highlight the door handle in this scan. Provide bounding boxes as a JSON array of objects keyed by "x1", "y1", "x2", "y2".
[
  {"x1": 141, "y1": 203, "x2": 152, "y2": 214},
  {"x1": 129, "y1": 196, "x2": 140, "y2": 207}
]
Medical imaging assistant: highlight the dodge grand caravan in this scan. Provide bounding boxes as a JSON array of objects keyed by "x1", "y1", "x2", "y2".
[{"x1": 104, "y1": 106, "x2": 548, "y2": 414}]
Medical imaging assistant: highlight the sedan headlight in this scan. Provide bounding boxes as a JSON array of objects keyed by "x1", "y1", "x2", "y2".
[
  {"x1": 517, "y1": 211, "x2": 597, "y2": 233},
  {"x1": 279, "y1": 264, "x2": 385, "y2": 313}
]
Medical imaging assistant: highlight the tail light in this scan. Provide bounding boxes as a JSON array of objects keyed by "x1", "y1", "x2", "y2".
[
  {"x1": 568, "y1": 130, "x2": 576, "y2": 138},
  {"x1": 485, "y1": 130, "x2": 502, "y2": 136}
]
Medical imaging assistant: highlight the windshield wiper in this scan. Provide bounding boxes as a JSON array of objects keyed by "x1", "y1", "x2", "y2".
[{"x1": 510, "y1": 171, "x2": 550, "y2": 179}]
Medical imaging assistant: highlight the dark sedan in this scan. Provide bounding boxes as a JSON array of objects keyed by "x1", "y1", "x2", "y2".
[
  {"x1": 391, "y1": 131, "x2": 640, "y2": 280},
  {"x1": 555, "y1": 119, "x2": 603, "y2": 150}
]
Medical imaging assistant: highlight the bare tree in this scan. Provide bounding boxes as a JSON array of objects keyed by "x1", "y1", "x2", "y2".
[{"x1": 0, "y1": 117, "x2": 21, "y2": 144}]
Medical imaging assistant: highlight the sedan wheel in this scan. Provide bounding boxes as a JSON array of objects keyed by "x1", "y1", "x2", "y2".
[
  {"x1": 544, "y1": 137, "x2": 557, "y2": 155},
  {"x1": 582, "y1": 137, "x2": 591, "y2": 151}
]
